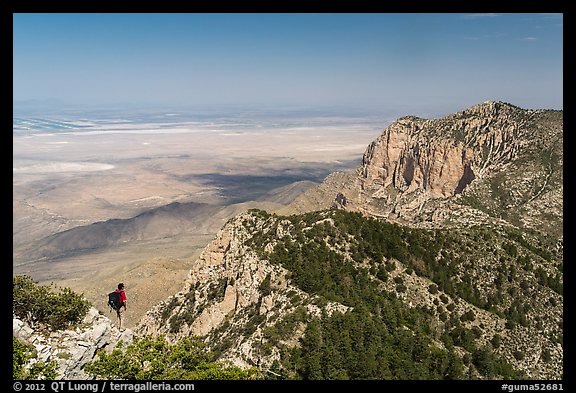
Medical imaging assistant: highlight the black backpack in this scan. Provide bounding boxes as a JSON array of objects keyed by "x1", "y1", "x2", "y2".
[{"x1": 108, "y1": 291, "x2": 121, "y2": 311}]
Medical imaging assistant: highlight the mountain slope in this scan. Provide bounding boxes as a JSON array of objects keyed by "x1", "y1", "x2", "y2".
[
  {"x1": 13, "y1": 201, "x2": 222, "y2": 262},
  {"x1": 135, "y1": 101, "x2": 562, "y2": 380},
  {"x1": 137, "y1": 208, "x2": 562, "y2": 379}
]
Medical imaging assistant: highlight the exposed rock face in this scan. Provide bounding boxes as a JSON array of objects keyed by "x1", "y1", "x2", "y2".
[
  {"x1": 356, "y1": 101, "x2": 563, "y2": 236},
  {"x1": 361, "y1": 117, "x2": 476, "y2": 198},
  {"x1": 136, "y1": 212, "x2": 349, "y2": 370},
  {"x1": 13, "y1": 307, "x2": 133, "y2": 380},
  {"x1": 361, "y1": 101, "x2": 532, "y2": 195},
  {"x1": 286, "y1": 101, "x2": 562, "y2": 238}
]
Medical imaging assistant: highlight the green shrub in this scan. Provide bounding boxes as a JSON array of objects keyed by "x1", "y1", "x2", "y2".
[
  {"x1": 161, "y1": 297, "x2": 180, "y2": 322},
  {"x1": 376, "y1": 266, "x2": 389, "y2": 281},
  {"x1": 259, "y1": 274, "x2": 272, "y2": 297},
  {"x1": 460, "y1": 310, "x2": 476, "y2": 323},
  {"x1": 502, "y1": 242, "x2": 518, "y2": 258},
  {"x1": 13, "y1": 275, "x2": 91, "y2": 331},
  {"x1": 491, "y1": 334, "x2": 502, "y2": 349},
  {"x1": 513, "y1": 351, "x2": 525, "y2": 361},
  {"x1": 169, "y1": 314, "x2": 185, "y2": 333},
  {"x1": 84, "y1": 335, "x2": 260, "y2": 380},
  {"x1": 13, "y1": 337, "x2": 58, "y2": 380}
]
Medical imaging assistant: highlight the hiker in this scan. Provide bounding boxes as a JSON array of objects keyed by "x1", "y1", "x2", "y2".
[{"x1": 114, "y1": 283, "x2": 127, "y2": 331}]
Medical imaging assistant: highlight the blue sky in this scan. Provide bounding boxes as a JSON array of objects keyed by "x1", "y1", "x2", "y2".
[{"x1": 13, "y1": 13, "x2": 563, "y2": 115}]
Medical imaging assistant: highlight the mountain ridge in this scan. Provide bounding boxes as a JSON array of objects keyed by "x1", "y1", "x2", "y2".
[
  {"x1": 14, "y1": 101, "x2": 563, "y2": 380},
  {"x1": 136, "y1": 207, "x2": 562, "y2": 379},
  {"x1": 134, "y1": 101, "x2": 563, "y2": 379}
]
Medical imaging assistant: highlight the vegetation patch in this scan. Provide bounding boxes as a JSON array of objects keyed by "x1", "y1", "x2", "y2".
[
  {"x1": 238, "y1": 209, "x2": 561, "y2": 379},
  {"x1": 13, "y1": 337, "x2": 58, "y2": 380},
  {"x1": 84, "y1": 335, "x2": 260, "y2": 380},
  {"x1": 13, "y1": 275, "x2": 91, "y2": 331}
]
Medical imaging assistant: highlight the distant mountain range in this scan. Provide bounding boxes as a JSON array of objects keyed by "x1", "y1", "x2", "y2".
[{"x1": 13, "y1": 181, "x2": 317, "y2": 263}]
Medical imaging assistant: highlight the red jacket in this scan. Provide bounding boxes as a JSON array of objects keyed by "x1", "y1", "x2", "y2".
[{"x1": 115, "y1": 289, "x2": 126, "y2": 306}]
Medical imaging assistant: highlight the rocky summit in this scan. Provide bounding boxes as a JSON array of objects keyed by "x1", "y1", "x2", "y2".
[
  {"x1": 288, "y1": 101, "x2": 563, "y2": 239},
  {"x1": 356, "y1": 101, "x2": 563, "y2": 236}
]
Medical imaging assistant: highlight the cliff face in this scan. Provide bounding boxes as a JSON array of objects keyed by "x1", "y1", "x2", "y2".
[
  {"x1": 361, "y1": 119, "x2": 471, "y2": 198},
  {"x1": 283, "y1": 101, "x2": 562, "y2": 237},
  {"x1": 360, "y1": 101, "x2": 530, "y2": 197},
  {"x1": 357, "y1": 101, "x2": 563, "y2": 236}
]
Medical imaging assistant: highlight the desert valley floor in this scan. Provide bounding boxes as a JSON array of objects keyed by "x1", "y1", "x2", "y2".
[{"x1": 13, "y1": 114, "x2": 385, "y2": 327}]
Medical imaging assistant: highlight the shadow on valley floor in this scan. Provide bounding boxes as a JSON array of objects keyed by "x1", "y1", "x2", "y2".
[{"x1": 186, "y1": 160, "x2": 361, "y2": 204}]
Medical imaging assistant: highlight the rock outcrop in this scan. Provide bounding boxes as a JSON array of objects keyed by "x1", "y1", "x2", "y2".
[
  {"x1": 360, "y1": 117, "x2": 475, "y2": 198},
  {"x1": 357, "y1": 101, "x2": 563, "y2": 236},
  {"x1": 136, "y1": 211, "x2": 349, "y2": 370},
  {"x1": 13, "y1": 307, "x2": 133, "y2": 380},
  {"x1": 361, "y1": 102, "x2": 527, "y2": 196}
]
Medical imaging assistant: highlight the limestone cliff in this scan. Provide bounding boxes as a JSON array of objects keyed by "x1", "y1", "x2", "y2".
[
  {"x1": 285, "y1": 101, "x2": 562, "y2": 238},
  {"x1": 357, "y1": 101, "x2": 563, "y2": 236},
  {"x1": 361, "y1": 101, "x2": 523, "y2": 196}
]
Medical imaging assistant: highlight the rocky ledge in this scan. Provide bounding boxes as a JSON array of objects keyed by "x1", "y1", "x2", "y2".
[{"x1": 13, "y1": 307, "x2": 133, "y2": 380}]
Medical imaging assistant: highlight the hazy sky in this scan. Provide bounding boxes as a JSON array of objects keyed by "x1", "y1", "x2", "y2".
[{"x1": 13, "y1": 13, "x2": 563, "y2": 115}]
